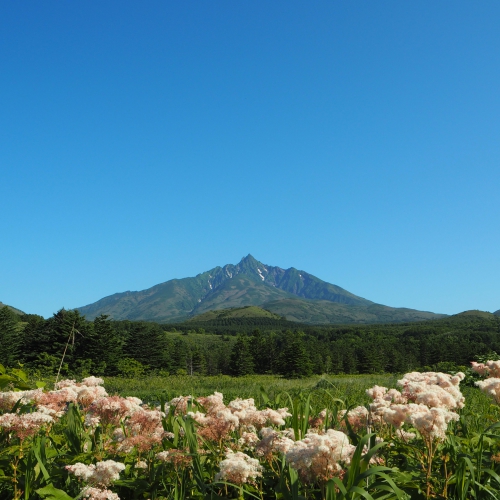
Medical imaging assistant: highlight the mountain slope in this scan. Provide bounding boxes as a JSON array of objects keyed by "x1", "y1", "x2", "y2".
[
  {"x1": 0, "y1": 301, "x2": 25, "y2": 316},
  {"x1": 187, "y1": 306, "x2": 284, "y2": 322},
  {"x1": 76, "y1": 254, "x2": 443, "y2": 324},
  {"x1": 262, "y1": 298, "x2": 445, "y2": 324}
]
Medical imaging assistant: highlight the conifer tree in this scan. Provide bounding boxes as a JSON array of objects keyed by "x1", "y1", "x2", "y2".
[
  {"x1": 23, "y1": 309, "x2": 89, "y2": 366},
  {"x1": 0, "y1": 306, "x2": 21, "y2": 366},
  {"x1": 278, "y1": 331, "x2": 312, "y2": 378},
  {"x1": 83, "y1": 315, "x2": 123, "y2": 374},
  {"x1": 249, "y1": 329, "x2": 270, "y2": 374},
  {"x1": 123, "y1": 322, "x2": 170, "y2": 371},
  {"x1": 229, "y1": 335, "x2": 254, "y2": 376}
]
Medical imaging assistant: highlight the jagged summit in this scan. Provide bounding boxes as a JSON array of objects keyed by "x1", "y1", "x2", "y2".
[{"x1": 76, "y1": 255, "x2": 443, "y2": 324}]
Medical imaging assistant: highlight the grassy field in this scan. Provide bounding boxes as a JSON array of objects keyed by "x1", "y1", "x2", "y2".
[
  {"x1": 103, "y1": 373, "x2": 496, "y2": 431},
  {"x1": 3, "y1": 367, "x2": 500, "y2": 499},
  {"x1": 103, "y1": 373, "x2": 397, "y2": 404}
]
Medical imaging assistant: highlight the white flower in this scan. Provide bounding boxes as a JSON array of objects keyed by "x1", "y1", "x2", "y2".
[{"x1": 215, "y1": 450, "x2": 262, "y2": 485}]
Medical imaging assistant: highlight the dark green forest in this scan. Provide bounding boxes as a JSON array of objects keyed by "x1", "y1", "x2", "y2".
[{"x1": 1, "y1": 306, "x2": 500, "y2": 378}]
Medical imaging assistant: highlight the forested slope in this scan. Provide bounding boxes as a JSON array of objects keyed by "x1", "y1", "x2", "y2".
[{"x1": 2, "y1": 305, "x2": 499, "y2": 377}]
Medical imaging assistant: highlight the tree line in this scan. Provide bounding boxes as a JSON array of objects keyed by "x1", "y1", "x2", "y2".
[{"x1": 1, "y1": 306, "x2": 499, "y2": 378}]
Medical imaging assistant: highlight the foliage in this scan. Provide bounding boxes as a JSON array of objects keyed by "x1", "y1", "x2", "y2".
[
  {"x1": 2, "y1": 365, "x2": 500, "y2": 499},
  {"x1": 7, "y1": 308, "x2": 500, "y2": 382}
]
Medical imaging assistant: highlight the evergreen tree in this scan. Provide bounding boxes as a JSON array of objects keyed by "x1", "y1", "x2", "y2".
[
  {"x1": 249, "y1": 329, "x2": 269, "y2": 374},
  {"x1": 278, "y1": 331, "x2": 312, "y2": 378},
  {"x1": 83, "y1": 315, "x2": 123, "y2": 374},
  {"x1": 0, "y1": 306, "x2": 21, "y2": 366},
  {"x1": 18, "y1": 314, "x2": 46, "y2": 363},
  {"x1": 22, "y1": 309, "x2": 89, "y2": 369},
  {"x1": 229, "y1": 336, "x2": 254, "y2": 376},
  {"x1": 123, "y1": 322, "x2": 170, "y2": 371}
]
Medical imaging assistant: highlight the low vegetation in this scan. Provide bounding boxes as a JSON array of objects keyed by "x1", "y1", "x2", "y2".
[
  {"x1": 2, "y1": 363, "x2": 500, "y2": 499},
  {"x1": 2, "y1": 305, "x2": 500, "y2": 498}
]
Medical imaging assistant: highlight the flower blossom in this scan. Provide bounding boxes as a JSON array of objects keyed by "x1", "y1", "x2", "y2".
[
  {"x1": 66, "y1": 460, "x2": 125, "y2": 488},
  {"x1": 84, "y1": 396, "x2": 143, "y2": 427},
  {"x1": 255, "y1": 427, "x2": 294, "y2": 460},
  {"x1": 397, "y1": 372, "x2": 465, "y2": 409},
  {"x1": 115, "y1": 407, "x2": 165, "y2": 453},
  {"x1": 476, "y1": 378, "x2": 500, "y2": 404},
  {"x1": 338, "y1": 406, "x2": 369, "y2": 432},
  {"x1": 81, "y1": 487, "x2": 120, "y2": 500},
  {"x1": 406, "y1": 406, "x2": 459, "y2": 441},
  {"x1": 0, "y1": 411, "x2": 53, "y2": 440},
  {"x1": 471, "y1": 360, "x2": 500, "y2": 378},
  {"x1": 184, "y1": 392, "x2": 291, "y2": 443},
  {"x1": 285, "y1": 429, "x2": 355, "y2": 483},
  {"x1": 215, "y1": 449, "x2": 262, "y2": 485},
  {"x1": 55, "y1": 378, "x2": 108, "y2": 408},
  {"x1": 367, "y1": 371, "x2": 464, "y2": 442},
  {"x1": 0, "y1": 389, "x2": 43, "y2": 412}
]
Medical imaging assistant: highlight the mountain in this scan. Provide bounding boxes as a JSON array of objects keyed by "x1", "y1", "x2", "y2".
[
  {"x1": 493, "y1": 310, "x2": 500, "y2": 316},
  {"x1": 186, "y1": 306, "x2": 285, "y2": 322},
  {"x1": 453, "y1": 310, "x2": 496, "y2": 319},
  {"x1": 77, "y1": 254, "x2": 445, "y2": 324},
  {"x1": 0, "y1": 301, "x2": 25, "y2": 316}
]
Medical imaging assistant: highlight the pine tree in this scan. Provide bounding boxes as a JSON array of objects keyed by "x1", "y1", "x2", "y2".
[
  {"x1": 123, "y1": 322, "x2": 170, "y2": 371},
  {"x1": 0, "y1": 307, "x2": 21, "y2": 366},
  {"x1": 229, "y1": 336, "x2": 254, "y2": 376},
  {"x1": 278, "y1": 331, "x2": 312, "y2": 378},
  {"x1": 249, "y1": 329, "x2": 271, "y2": 374},
  {"x1": 31, "y1": 310, "x2": 89, "y2": 365},
  {"x1": 83, "y1": 315, "x2": 123, "y2": 374}
]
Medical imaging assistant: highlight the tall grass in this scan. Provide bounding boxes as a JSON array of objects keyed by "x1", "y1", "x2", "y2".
[{"x1": 104, "y1": 373, "x2": 398, "y2": 405}]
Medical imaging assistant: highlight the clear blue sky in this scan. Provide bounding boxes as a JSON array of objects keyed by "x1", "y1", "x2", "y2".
[{"x1": 1, "y1": 1, "x2": 499, "y2": 318}]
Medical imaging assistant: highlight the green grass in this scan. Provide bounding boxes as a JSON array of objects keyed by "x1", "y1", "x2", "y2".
[
  {"x1": 104, "y1": 373, "x2": 397, "y2": 406},
  {"x1": 103, "y1": 373, "x2": 496, "y2": 431}
]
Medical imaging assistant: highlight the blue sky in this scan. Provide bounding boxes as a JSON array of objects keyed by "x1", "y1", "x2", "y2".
[{"x1": 1, "y1": 1, "x2": 499, "y2": 318}]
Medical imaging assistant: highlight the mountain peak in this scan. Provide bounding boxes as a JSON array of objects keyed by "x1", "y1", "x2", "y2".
[
  {"x1": 239, "y1": 254, "x2": 258, "y2": 264},
  {"x1": 76, "y1": 256, "x2": 444, "y2": 324}
]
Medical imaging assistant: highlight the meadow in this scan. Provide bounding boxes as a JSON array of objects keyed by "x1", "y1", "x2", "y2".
[{"x1": 2, "y1": 365, "x2": 500, "y2": 500}]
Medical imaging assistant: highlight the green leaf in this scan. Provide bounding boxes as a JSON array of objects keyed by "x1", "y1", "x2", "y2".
[
  {"x1": 260, "y1": 386, "x2": 270, "y2": 405},
  {"x1": 36, "y1": 484, "x2": 74, "y2": 500},
  {"x1": 10, "y1": 368, "x2": 28, "y2": 382},
  {"x1": 0, "y1": 375, "x2": 14, "y2": 389}
]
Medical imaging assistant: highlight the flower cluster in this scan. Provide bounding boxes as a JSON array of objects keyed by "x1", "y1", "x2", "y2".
[
  {"x1": 215, "y1": 449, "x2": 263, "y2": 485},
  {"x1": 472, "y1": 360, "x2": 500, "y2": 403},
  {"x1": 367, "y1": 371, "x2": 464, "y2": 442},
  {"x1": 285, "y1": 429, "x2": 355, "y2": 483},
  {"x1": 113, "y1": 406, "x2": 165, "y2": 453},
  {"x1": 471, "y1": 360, "x2": 500, "y2": 378},
  {"x1": 184, "y1": 392, "x2": 291, "y2": 443},
  {"x1": 338, "y1": 405, "x2": 369, "y2": 432},
  {"x1": 0, "y1": 410, "x2": 54, "y2": 440},
  {"x1": 255, "y1": 427, "x2": 295, "y2": 460},
  {"x1": 66, "y1": 459, "x2": 125, "y2": 500},
  {"x1": 66, "y1": 460, "x2": 125, "y2": 487}
]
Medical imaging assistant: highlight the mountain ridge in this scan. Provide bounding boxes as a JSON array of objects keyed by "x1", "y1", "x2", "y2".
[
  {"x1": 76, "y1": 254, "x2": 444, "y2": 324},
  {"x1": 0, "y1": 301, "x2": 25, "y2": 316}
]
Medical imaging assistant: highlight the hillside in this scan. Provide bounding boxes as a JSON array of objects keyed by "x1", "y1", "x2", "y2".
[
  {"x1": 186, "y1": 306, "x2": 284, "y2": 322},
  {"x1": 77, "y1": 254, "x2": 445, "y2": 324},
  {"x1": 261, "y1": 298, "x2": 443, "y2": 324},
  {"x1": 0, "y1": 301, "x2": 25, "y2": 316},
  {"x1": 454, "y1": 310, "x2": 497, "y2": 319}
]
